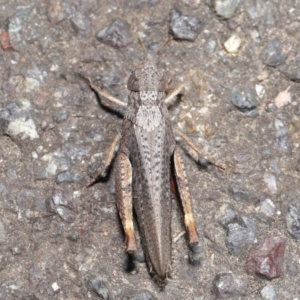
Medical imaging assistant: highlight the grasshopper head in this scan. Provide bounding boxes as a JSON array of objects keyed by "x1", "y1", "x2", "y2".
[{"x1": 127, "y1": 61, "x2": 166, "y2": 92}]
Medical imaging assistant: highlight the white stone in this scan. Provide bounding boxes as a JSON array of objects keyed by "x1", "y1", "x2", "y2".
[
  {"x1": 263, "y1": 174, "x2": 277, "y2": 194},
  {"x1": 260, "y1": 199, "x2": 275, "y2": 216},
  {"x1": 7, "y1": 118, "x2": 39, "y2": 140},
  {"x1": 255, "y1": 84, "x2": 265, "y2": 99},
  {"x1": 261, "y1": 283, "x2": 277, "y2": 300},
  {"x1": 224, "y1": 34, "x2": 241, "y2": 53},
  {"x1": 52, "y1": 282, "x2": 60, "y2": 292}
]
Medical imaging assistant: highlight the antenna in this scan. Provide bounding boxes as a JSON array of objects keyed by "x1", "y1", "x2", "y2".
[
  {"x1": 138, "y1": 37, "x2": 149, "y2": 62},
  {"x1": 153, "y1": 37, "x2": 172, "y2": 59},
  {"x1": 138, "y1": 37, "x2": 173, "y2": 62}
]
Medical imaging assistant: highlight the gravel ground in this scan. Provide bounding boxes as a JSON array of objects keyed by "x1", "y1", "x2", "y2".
[{"x1": 0, "y1": 0, "x2": 300, "y2": 299}]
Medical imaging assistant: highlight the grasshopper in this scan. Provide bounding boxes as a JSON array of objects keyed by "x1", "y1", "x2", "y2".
[{"x1": 86, "y1": 40, "x2": 218, "y2": 285}]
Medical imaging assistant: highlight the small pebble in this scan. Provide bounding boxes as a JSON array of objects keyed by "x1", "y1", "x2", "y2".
[
  {"x1": 286, "y1": 202, "x2": 300, "y2": 240},
  {"x1": 264, "y1": 38, "x2": 288, "y2": 67},
  {"x1": 52, "y1": 282, "x2": 60, "y2": 292},
  {"x1": 212, "y1": 272, "x2": 247, "y2": 298},
  {"x1": 245, "y1": 236, "x2": 285, "y2": 279},
  {"x1": 7, "y1": 118, "x2": 39, "y2": 140},
  {"x1": 261, "y1": 283, "x2": 277, "y2": 300},
  {"x1": 226, "y1": 216, "x2": 257, "y2": 253},
  {"x1": 56, "y1": 171, "x2": 73, "y2": 183},
  {"x1": 260, "y1": 199, "x2": 275, "y2": 216},
  {"x1": 214, "y1": 0, "x2": 241, "y2": 19},
  {"x1": 274, "y1": 86, "x2": 291, "y2": 108},
  {"x1": 205, "y1": 40, "x2": 217, "y2": 55},
  {"x1": 255, "y1": 84, "x2": 265, "y2": 99},
  {"x1": 96, "y1": 18, "x2": 133, "y2": 48},
  {"x1": 87, "y1": 276, "x2": 111, "y2": 300},
  {"x1": 224, "y1": 34, "x2": 241, "y2": 53},
  {"x1": 52, "y1": 189, "x2": 67, "y2": 206},
  {"x1": 230, "y1": 87, "x2": 259, "y2": 112},
  {"x1": 169, "y1": 8, "x2": 203, "y2": 41},
  {"x1": 70, "y1": 11, "x2": 92, "y2": 38}
]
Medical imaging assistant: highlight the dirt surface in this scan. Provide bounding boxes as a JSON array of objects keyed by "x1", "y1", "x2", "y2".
[{"x1": 0, "y1": 0, "x2": 300, "y2": 299}]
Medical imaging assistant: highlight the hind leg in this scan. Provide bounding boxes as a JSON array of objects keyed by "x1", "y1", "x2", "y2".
[
  {"x1": 115, "y1": 152, "x2": 137, "y2": 252},
  {"x1": 173, "y1": 147, "x2": 200, "y2": 246}
]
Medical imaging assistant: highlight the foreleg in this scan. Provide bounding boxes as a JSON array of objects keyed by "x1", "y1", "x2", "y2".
[
  {"x1": 86, "y1": 133, "x2": 121, "y2": 187},
  {"x1": 85, "y1": 76, "x2": 127, "y2": 109}
]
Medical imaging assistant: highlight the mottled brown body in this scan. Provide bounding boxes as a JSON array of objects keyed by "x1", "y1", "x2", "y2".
[
  {"x1": 118, "y1": 90, "x2": 175, "y2": 280},
  {"x1": 87, "y1": 58, "x2": 201, "y2": 284}
]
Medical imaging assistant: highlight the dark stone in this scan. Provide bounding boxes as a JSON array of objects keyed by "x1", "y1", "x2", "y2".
[
  {"x1": 70, "y1": 12, "x2": 92, "y2": 38},
  {"x1": 56, "y1": 171, "x2": 72, "y2": 183},
  {"x1": 286, "y1": 203, "x2": 300, "y2": 240},
  {"x1": 87, "y1": 276, "x2": 111, "y2": 300},
  {"x1": 45, "y1": 197, "x2": 56, "y2": 214},
  {"x1": 245, "y1": 236, "x2": 285, "y2": 279},
  {"x1": 226, "y1": 216, "x2": 257, "y2": 253},
  {"x1": 96, "y1": 18, "x2": 133, "y2": 48},
  {"x1": 230, "y1": 87, "x2": 259, "y2": 112},
  {"x1": 66, "y1": 233, "x2": 79, "y2": 242},
  {"x1": 264, "y1": 39, "x2": 288, "y2": 67},
  {"x1": 169, "y1": 8, "x2": 203, "y2": 42}
]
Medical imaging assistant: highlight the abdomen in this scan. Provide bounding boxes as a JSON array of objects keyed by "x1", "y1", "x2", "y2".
[{"x1": 130, "y1": 123, "x2": 172, "y2": 281}]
